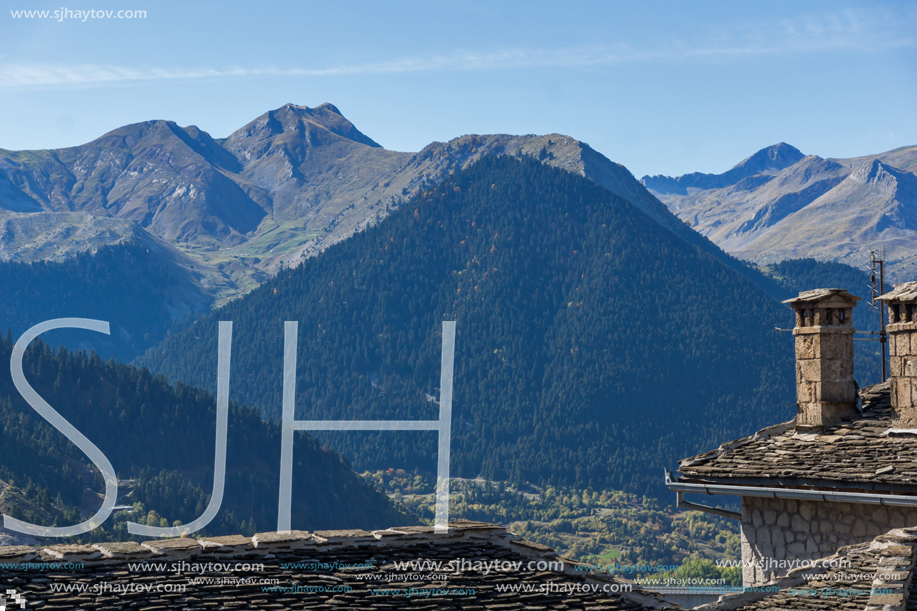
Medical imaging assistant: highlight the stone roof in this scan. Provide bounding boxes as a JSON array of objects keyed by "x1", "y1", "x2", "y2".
[
  {"x1": 0, "y1": 521, "x2": 678, "y2": 610},
  {"x1": 677, "y1": 382, "x2": 917, "y2": 490},
  {"x1": 698, "y1": 525, "x2": 917, "y2": 611},
  {"x1": 879, "y1": 283, "x2": 917, "y2": 303},
  {"x1": 782, "y1": 288, "x2": 861, "y2": 305}
]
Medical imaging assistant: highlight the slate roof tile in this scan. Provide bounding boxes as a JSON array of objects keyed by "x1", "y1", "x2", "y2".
[
  {"x1": 0, "y1": 521, "x2": 679, "y2": 610},
  {"x1": 679, "y1": 382, "x2": 909, "y2": 489}
]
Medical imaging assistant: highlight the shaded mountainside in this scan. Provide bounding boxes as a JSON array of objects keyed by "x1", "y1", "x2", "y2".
[
  {"x1": 0, "y1": 243, "x2": 210, "y2": 362},
  {"x1": 0, "y1": 334, "x2": 409, "y2": 541},
  {"x1": 1, "y1": 103, "x2": 755, "y2": 305},
  {"x1": 643, "y1": 143, "x2": 917, "y2": 281},
  {"x1": 139, "y1": 156, "x2": 809, "y2": 499}
]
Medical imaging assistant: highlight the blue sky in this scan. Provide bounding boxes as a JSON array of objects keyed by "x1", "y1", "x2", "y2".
[{"x1": 0, "y1": 0, "x2": 914, "y2": 177}]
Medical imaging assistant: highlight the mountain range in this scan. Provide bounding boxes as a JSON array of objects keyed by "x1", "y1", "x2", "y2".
[
  {"x1": 139, "y1": 155, "x2": 810, "y2": 498},
  {"x1": 1, "y1": 103, "x2": 704, "y2": 305},
  {"x1": 642, "y1": 143, "x2": 917, "y2": 280},
  {"x1": 5, "y1": 104, "x2": 915, "y2": 299},
  {"x1": 0, "y1": 107, "x2": 894, "y2": 533}
]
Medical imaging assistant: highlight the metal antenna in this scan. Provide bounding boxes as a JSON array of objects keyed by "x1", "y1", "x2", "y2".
[{"x1": 869, "y1": 249, "x2": 888, "y2": 381}]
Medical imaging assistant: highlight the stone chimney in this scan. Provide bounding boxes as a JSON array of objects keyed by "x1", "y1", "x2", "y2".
[
  {"x1": 879, "y1": 282, "x2": 917, "y2": 427},
  {"x1": 783, "y1": 289, "x2": 861, "y2": 429}
]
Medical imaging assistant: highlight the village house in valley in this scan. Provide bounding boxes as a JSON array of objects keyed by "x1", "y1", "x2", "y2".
[{"x1": 667, "y1": 282, "x2": 917, "y2": 592}]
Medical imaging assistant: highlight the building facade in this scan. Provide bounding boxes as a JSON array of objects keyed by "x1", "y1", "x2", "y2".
[{"x1": 669, "y1": 283, "x2": 917, "y2": 586}]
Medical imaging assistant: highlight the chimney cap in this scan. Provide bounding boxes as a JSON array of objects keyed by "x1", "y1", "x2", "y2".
[
  {"x1": 782, "y1": 288, "x2": 861, "y2": 306},
  {"x1": 878, "y1": 281, "x2": 917, "y2": 303}
]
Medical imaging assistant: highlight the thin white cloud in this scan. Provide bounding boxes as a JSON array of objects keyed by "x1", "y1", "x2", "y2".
[{"x1": 0, "y1": 9, "x2": 912, "y2": 89}]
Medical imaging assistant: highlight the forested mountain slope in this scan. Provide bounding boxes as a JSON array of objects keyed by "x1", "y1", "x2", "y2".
[
  {"x1": 140, "y1": 156, "x2": 811, "y2": 498},
  {"x1": 0, "y1": 243, "x2": 210, "y2": 362},
  {"x1": 0, "y1": 334, "x2": 408, "y2": 539}
]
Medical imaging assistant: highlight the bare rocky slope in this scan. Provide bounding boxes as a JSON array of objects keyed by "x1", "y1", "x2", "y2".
[
  {"x1": 0, "y1": 103, "x2": 711, "y2": 304},
  {"x1": 642, "y1": 143, "x2": 917, "y2": 280}
]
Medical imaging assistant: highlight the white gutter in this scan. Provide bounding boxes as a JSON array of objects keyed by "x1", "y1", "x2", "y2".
[{"x1": 664, "y1": 469, "x2": 917, "y2": 520}]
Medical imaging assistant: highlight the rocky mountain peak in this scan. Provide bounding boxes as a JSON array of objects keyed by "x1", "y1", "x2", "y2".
[
  {"x1": 227, "y1": 103, "x2": 382, "y2": 153},
  {"x1": 641, "y1": 143, "x2": 806, "y2": 196},
  {"x1": 848, "y1": 158, "x2": 899, "y2": 186},
  {"x1": 312, "y1": 102, "x2": 343, "y2": 115},
  {"x1": 89, "y1": 119, "x2": 177, "y2": 146},
  {"x1": 732, "y1": 142, "x2": 805, "y2": 176}
]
